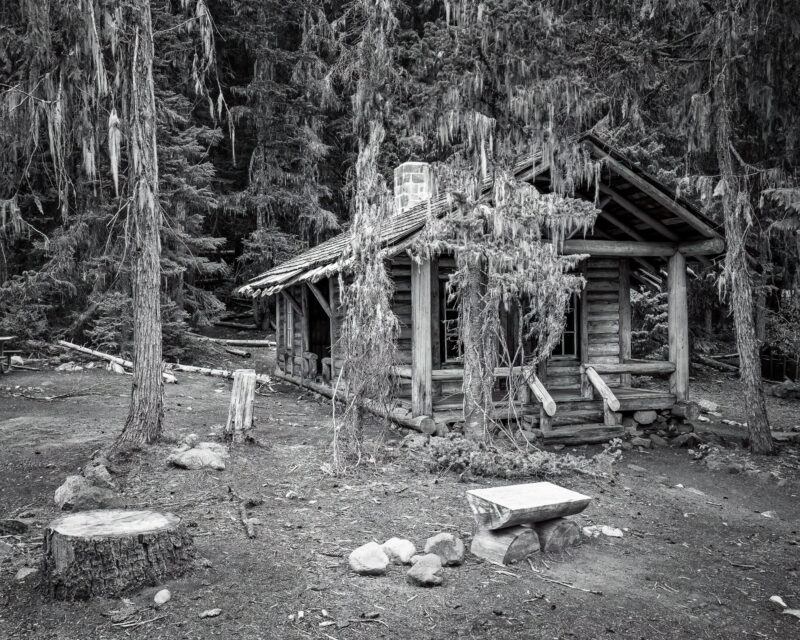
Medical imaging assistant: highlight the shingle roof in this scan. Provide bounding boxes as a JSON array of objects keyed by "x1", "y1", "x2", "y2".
[{"x1": 238, "y1": 133, "x2": 722, "y2": 297}]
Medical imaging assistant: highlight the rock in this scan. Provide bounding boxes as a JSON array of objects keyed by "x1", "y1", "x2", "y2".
[
  {"x1": 551, "y1": 444, "x2": 565, "y2": 451},
  {"x1": 697, "y1": 399, "x2": 719, "y2": 413},
  {"x1": 622, "y1": 416, "x2": 638, "y2": 431},
  {"x1": 182, "y1": 433, "x2": 200, "y2": 448},
  {"x1": 727, "y1": 462, "x2": 744, "y2": 474},
  {"x1": 424, "y1": 532, "x2": 465, "y2": 567},
  {"x1": 83, "y1": 463, "x2": 115, "y2": 490},
  {"x1": 154, "y1": 589, "x2": 171, "y2": 605},
  {"x1": 167, "y1": 443, "x2": 228, "y2": 471},
  {"x1": 54, "y1": 475, "x2": 122, "y2": 511},
  {"x1": 620, "y1": 441, "x2": 633, "y2": 451},
  {"x1": 10, "y1": 355, "x2": 23, "y2": 366},
  {"x1": 582, "y1": 525, "x2": 623, "y2": 539},
  {"x1": 672, "y1": 433, "x2": 700, "y2": 447},
  {"x1": 633, "y1": 410, "x2": 657, "y2": 425},
  {"x1": 649, "y1": 434, "x2": 669, "y2": 447},
  {"x1": 406, "y1": 553, "x2": 443, "y2": 587},
  {"x1": 0, "y1": 519, "x2": 28, "y2": 535},
  {"x1": 626, "y1": 464, "x2": 647, "y2": 473},
  {"x1": 0, "y1": 541, "x2": 14, "y2": 560},
  {"x1": 381, "y1": 537, "x2": 416, "y2": 565},
  {"x1": 676, "y1": 423, "x2": 694, "y2": 434},
  {"x1": 199, "y1": 608, "x2": 222, "y2": 619},
  {"x1": 56, "y1": 362, "x2": 83, "y2": 372},
  {"x1": 15, "y1": 567, "x2": 38, "y2": 581},
  {"x1": 348, "y1": 542, "x2": 389, "y2": 575},
  {"x1": 630, "y1": 437, "x2": 651, "y2": 448}
]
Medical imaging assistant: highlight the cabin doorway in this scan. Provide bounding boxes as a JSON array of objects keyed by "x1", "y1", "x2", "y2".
[{"x1": 307, "y1": 288, "x2": 331, "y2": 365}]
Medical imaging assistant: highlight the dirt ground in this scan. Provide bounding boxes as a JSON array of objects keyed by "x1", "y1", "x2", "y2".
[{"x1": 1, "y1": 347, "x2": 799, "y2": 640}]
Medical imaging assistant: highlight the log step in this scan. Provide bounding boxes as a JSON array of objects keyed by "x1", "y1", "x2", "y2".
[{"x1": 542, "y1": 424, "x2": 625, "y2": 445}]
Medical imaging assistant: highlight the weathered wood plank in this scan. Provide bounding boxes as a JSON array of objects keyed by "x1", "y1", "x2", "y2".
[
  {"x1": 466, "y1": 482, "x2": 592, "y2": 530},
  {"x1": 411, "y1": 257, "x2": 433, "y2": 417},
  {"x1": 618, "y1": 258, "x2": 632, "y2": 387},
  {"x1": 584, "y1": 366, "x2": 621, "y2": 411},
  {"x1": 564, "y1": 239, "x2": 676, "y2": 257}
]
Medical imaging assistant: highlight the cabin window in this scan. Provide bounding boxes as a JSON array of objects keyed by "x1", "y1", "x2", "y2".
[
  {"x1": 441, "y1": 289, "x2": 462, "y2": 363},
  {"x1": 285, "y1": 299, "x2": 293, "y2": 350},
  {"x1": 552, "y1": 294, "x2": 579, "y2": 358}
]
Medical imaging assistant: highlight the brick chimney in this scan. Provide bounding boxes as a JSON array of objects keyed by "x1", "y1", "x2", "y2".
[{"x1": 393, "y1": 161, "x2": 432, "y2": 215}]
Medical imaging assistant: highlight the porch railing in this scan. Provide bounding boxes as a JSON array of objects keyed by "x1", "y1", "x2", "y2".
[{"x1": 583, "y1": 365, "x2": 620, "y2": 426}]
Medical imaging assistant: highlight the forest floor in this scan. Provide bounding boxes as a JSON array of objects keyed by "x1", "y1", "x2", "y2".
[{"x1": 1, "y1": 342, "x2": 799, "y2": 640}]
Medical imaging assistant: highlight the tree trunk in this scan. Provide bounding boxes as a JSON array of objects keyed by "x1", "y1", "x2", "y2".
[
  {"x1": 461, "y1": 258, "x2": 493, "y2": 442},
  {"x1": 116, "y1": 0, "x2": 164, "y2": 447},
  {"x1": 714, "y1": 15, "x2": 772, "y2": 454}
]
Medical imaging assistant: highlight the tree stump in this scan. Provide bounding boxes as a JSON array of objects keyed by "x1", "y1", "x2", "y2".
[
  {"x1": 43, "y1": 509, "x2": 194, "y2": 600},
  {"x1": 225, "y1": 369, "x2": 256, "y2": 443},
  {"x1": 532, "y1": 517, "x2": 581, "y2": 552}
]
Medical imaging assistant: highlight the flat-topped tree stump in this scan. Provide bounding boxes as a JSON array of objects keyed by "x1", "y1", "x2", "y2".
[
  {"x1": 43, "y1": 509, "x2": 194, "y2": 600},
  {"x1": 466, "y1": 482, "x2": 591, "y2": 530}
]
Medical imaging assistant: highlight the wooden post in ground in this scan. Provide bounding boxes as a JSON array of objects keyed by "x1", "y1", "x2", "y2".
[
  {"x1": 275, "y1": 295, "x2": 284, "y2": 373},
  {"x1": 328, "y1": 277, "x2": 338, "y2": 382},
  {"x1": 411, "y1": 257, "x2": 433, "y2": 417},
  {"x1": 225, "y1": 369, "x2": 256, "y2": 443},
  {"x1": 668, "y1": 251, "x2": 689, "y2": 401},
  {"x1": 618, "y1": 258, "x2": 632, "y2": 387}
]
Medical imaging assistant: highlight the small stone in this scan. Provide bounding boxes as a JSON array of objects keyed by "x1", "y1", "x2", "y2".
[
  {"x1": 626, "y1": 464, "x2": 647, "y2": 473},
  {"x1": 649, "y1": 434, "x2": 669, "y2": 447},
  {"x1": 199, "y1": 608, "x2": 222, "y2": 618},
  {"x1": 676, "y1": 423, "x2": 694, "y2": 434},
  {"x1": 15, "y1": 567, "x2": 38, "y2": 581},
  {"x1": 727, "y1": 463, "x2": 744, "y2": 474},
  {"x1": 0, "y1": 519, "x2": 28, "y2": 535},
  {"x1": 83, "y1": 463, "x2": 115, "y2": 490},
  {"x1": 10, "y1": 355, "x2": 23, "y2": 366},
  {"x1": 622, "y1": 416, "x2": 638, "y2": 430},
  {"x1": 697, "y1": 399, "x2": 719, "y2": 413},
  {"x1": 167, "y1": 444, "x2": 227, "y2": 471},
  {"x1": 672, "y1": 433, "x2": 700, "y2": 448},
  {"x1": 406, "y1": 553, "x2": 443, "y2": 587},
  {"x1": 424, "y1": 532, "x2": 465, "y2": 567},
  {"x1": 154, "y1": 589, "x2": 171, "y2": 605},
  {"x1": 54, "y1": 475, "x2": 122, "y2": 510},
  {"x1": 381, "y1": 537, "x2": 416, "y2": 565},
  {"x1": 620, "y1": 441, "x2": 633, "y2": 451},
  {"x1": 348, "y1": 542, "x2": 389, "y2": 575},
  {"x1": 633, "y1": 410, "x2": 657, "y2": 425},
  {"x1": 551, "y1": 444, "x2": 566, "y2": 452},
  {"x1": 630, "y1": 437, "x2": 651, "y2": 448}
]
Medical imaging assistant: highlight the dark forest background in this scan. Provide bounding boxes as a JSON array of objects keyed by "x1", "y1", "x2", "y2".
[{"x1": 1, "y1": 0, "x2": 799, "y2": 375}]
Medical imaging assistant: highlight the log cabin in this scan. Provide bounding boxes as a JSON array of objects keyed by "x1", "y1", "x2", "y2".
[{"x1": 238, "y1": 134, "x2": 725, "y2": 443}]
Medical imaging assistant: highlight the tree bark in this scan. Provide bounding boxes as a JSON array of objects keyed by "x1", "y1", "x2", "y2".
[
  {"x1": 461, "y1": 258, "x2": 493, "y2": 442},
  {"x1": 116, "y1": 0, "x2": 164, "y2": 447},
  {"x1": 714, "y1": 8, "x2": 772, "y2": 454}
]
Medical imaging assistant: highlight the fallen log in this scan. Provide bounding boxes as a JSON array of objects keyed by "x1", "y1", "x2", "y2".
[
  {"x1": 470, "y1": 526, "x2": 540, "y2": 565},
  {"x1": 531, "y1": 518, "x2": 581, "y2": 552},
  {"x1": 58, "y1": 340, "x2": 269, "y2": 384},
  {"x1": 57, "y1": 341, "x2": 177, "y2": 383},
  {"x1": 187, "y1": 333, "x2": 275, "y2": 348},
  {"x1": 272, "y1": 370, "x2": 441, "y2": 436},
  {"x1": 223, "y1": 347, "x2": 251, "y2": 358},
  {"x1": 214, "y1": 321, "x2": 258, "y2": 330},
  {"x1": 694, "y1": 354, "x2": 739, "y2": 372}
]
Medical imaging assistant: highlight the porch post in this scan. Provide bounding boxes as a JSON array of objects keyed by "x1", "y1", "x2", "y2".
[
  {"x1": 411, "y1": 256, "x2": 433, "y2": 417},
  {"x1": 618, "y1": 258, "x2": 632, "y2": 387},
  {"x1": 668, "y1": 251, "x2": 689, "y2": 401}
]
